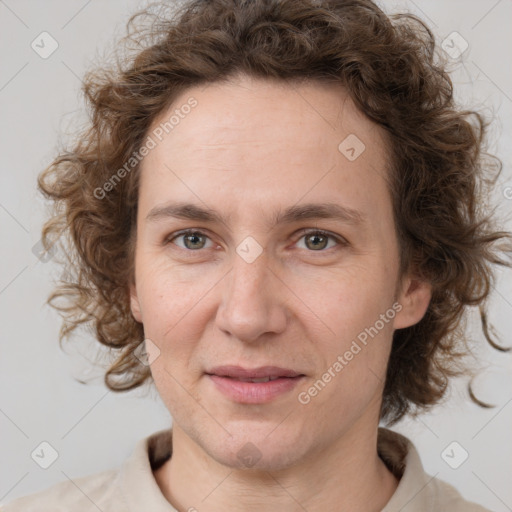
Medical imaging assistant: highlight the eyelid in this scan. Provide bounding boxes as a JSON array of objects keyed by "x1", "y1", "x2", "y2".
[
  {"x1": 166, "y1": 229, "x2": 216, "y2": 248},
  {"x1": 293, "y1": 227, "x2": 346, "y2": 243}
]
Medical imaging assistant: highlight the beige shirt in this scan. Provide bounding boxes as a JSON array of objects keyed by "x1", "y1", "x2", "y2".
[{"x1": 1, "y1": 427, "x2": 491, "y2": 511}]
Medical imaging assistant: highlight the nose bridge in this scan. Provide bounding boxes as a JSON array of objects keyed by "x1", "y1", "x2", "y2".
[
  {"x1": 216, "y1": 247, "x2": 286, "y2": 341},
  {"x1": 230, "y1": 249, "x2": 269, "y2": 299}
]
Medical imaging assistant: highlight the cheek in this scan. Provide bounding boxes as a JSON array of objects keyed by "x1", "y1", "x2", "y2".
[
  {"x1": 137, "y1": 266, "x2": 208, "y2": 410},
  {"x1": 290, "y1": 263, "x2": 396, "y2": 400},
  {"x1": 292, "y1": 260, "x2": 396, "y2": 339},
  {"x1": 296, "y1": 279, "x2": 394, "y2": 419},
  {"x1": 134, "y1": 264, "x2": 204, "y2": 375},
  {"x1": 136, "y1": 254, "x2": 209, "y2": 330}
]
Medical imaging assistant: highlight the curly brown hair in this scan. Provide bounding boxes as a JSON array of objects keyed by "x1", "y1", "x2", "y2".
[{"x1": 39, "y1": 0, "x2": 512, "y2": 425}]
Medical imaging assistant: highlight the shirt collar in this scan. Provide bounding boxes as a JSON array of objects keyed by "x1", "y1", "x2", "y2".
[
  {"x1": 120, "y1": 428, "x2": 177, "y2": 512},
  {"x1": 120, "y1": 426, "x2": 433, "y2": 511},
  {"x1": 378, "y1": 427, "x2": 438, "y2": 511}
]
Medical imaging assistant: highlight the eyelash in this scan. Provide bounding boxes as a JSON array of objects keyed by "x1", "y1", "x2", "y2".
[{"x1": 165, "y1": 228, "x2": 346, "y2": 255}]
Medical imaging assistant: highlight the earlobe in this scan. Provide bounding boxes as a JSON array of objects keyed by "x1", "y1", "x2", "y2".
[
  {"x1": 129, "y1": 283, "x2": 142, "y2": 322},
  {"x1": 393, "y1": 276, "x2": 432, "y2": 330}
]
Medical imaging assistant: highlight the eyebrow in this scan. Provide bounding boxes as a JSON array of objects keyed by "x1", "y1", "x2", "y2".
[{"x1": 146, "y1": 201, "x2": 366, "y2": 228}]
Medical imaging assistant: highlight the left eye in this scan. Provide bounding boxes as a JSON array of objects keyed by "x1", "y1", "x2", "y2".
[
  {"x1": 295, "y1": 230, "x2": 341, "y2": 251},
  {"x1": 167, "y1": 229, "x2": 342, "y2": 252}
]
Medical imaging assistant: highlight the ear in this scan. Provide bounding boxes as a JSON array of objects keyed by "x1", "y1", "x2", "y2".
[
  {"x1": 393, "y1": 274, "x2": 432, "y2": 330},
  {"x1": 129, "y1": 282, "x2": 142, "y2": 323}
]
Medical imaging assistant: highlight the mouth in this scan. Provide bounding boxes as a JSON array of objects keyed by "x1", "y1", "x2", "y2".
[
  {"x1": 205, "y1": 365, "x2": 306, "y2": 403},
  {"x1": 206, "y1": 365, "x2": 304, "y2": 380},
  {"x1": 215, "y1": 375, "x2": 287, "y2": 383}
]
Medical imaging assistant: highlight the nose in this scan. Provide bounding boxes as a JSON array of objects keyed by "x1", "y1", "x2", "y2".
[{"x1": 215, "y1": 247, "x2": 288, "y2": 343}]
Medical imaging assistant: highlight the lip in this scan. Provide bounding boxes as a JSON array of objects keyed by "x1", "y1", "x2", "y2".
[
  {"x1": 206, "y1": 365, "x2": 303, "y2": 379},
  {"x1": 207, "y1": 374, "x2": 305, "y2": 404},
  {"x1": 205, "y1": 366, "x2": 306, "y2": 404}
]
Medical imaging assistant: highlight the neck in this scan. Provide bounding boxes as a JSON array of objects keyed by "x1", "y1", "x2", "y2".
[{"x1": 154, "y1": 421, "x2": 399, "y2": 512}]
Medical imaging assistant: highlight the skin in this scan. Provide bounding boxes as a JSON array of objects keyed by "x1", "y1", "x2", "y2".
[{"x1": 129, "y1": 74, "x2": 432, "y2": 512}]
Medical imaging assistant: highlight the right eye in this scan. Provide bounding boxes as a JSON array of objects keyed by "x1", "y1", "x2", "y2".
[{"x1": 166, "y1": 230, "x2": 215, "y2": 251}]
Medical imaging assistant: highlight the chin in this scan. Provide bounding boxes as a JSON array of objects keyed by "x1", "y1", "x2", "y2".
[{"x1": 204, "y1": 431, "x2": 307, "y2": 472}]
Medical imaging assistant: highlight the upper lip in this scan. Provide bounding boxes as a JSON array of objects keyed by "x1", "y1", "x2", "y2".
[{"x1": 206, "y1": 365, "x2": 304, "y2": 379}]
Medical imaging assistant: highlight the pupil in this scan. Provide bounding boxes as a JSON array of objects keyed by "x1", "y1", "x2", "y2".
[
  {"x1": 307, "y1": 234, "x2": 327, "y2": 250},
  {"x1": 186, "y1": 233, "x2": 204, "y2": 249}
]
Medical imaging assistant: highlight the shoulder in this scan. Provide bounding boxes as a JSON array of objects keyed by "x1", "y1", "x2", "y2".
[
  {"x1": 378, "y1": 427, "x2": 492, "y2": 512},
  {"x1": 1, "y1": 469, "x2": 122, "y2": 512},
  {"x1": 429, "y1": 476, "x2": 493, "y2": 512},
  {"x1": 1, "y1": 428, "x2": 174, "y2": 512}
]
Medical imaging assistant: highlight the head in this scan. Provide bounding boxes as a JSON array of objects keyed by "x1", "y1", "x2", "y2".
[
  {"x1": 40, "y1": 0, "x2": 511, "y2": 460},
  {"x1": 125, "y1": 73, "x2": 435, "y2": 467}
]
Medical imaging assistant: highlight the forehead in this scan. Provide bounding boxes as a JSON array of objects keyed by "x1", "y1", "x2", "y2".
[
  {"x1": 138, "y1": 75, "x2": 392, "y2": 228},
  {"x1": 151, "y1": 76, "x2": 386, "y2": 156}
]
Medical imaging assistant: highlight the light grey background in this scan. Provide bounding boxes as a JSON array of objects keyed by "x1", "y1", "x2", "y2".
[{"x1": 1, "y1": 0, "x2": 511, "y2": 509}]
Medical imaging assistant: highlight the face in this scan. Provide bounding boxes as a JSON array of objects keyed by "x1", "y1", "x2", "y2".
[{"x1": 130, "y1": 75, "x2": 431, "y2": 471}]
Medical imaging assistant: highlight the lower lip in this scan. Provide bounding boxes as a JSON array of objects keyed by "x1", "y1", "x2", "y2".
[{"x1": 207, "y1": 374, "x2": 304, "y2": 404}]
